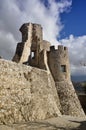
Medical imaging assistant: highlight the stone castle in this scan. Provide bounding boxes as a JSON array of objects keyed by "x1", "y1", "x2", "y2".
[
  {"x1": 0, "y1": 23, "x2": 85, "y2": 124},
  {"x1": 13, "y1": 23, "x2": 70, "y2": 81}
]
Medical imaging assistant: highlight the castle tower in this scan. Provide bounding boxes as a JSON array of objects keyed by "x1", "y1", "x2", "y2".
[
  {"x1": 12, "y1": 23, "x2": 43, "y2": 66},
  {"x1": 48, "y1": 45, "x2": 70, "y2": 81},
  {"x1": 12, "y1": 23, "x2": 50, "y2": 70},
  {"x1": 48, "y1": 45, "x2": 85, "y2": 117}
]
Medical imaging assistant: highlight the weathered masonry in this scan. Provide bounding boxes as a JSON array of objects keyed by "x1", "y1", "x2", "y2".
[
  {"x1": 12, "y1": 22, "x2": 85, "y2": 118},
  {"x1": 12, "y1": 23, "x2": 50, "y2": 71},
  {"x1": 12, "y1": 23, "x2": 70, "y2": 81},
  {"x1": 0, "y1": 22, "x2": 85, "y2": 124}
]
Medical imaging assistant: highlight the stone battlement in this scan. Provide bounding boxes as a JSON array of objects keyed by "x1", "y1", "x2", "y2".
[{"x1": 50, "y1": 45, "x2": 68, "y2": 52}]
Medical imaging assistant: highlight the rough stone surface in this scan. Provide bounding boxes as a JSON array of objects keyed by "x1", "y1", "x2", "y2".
[
  {"x1": 0, "y1": 22, "x2": 85, "y2": 126},
  {"x1": 40, "y1": 40, "x2": 51, "y2": 51},
  {"x1": 12, "y1": 23, "x2": 50, "y2": 71},
  {"x1": 56, "y1": 81, "x2": 85, "y2": 117},
  {"x1": 0, "y1": 116, "x2": 86, "y2": 130},
  {"x1": 12, "y1": 23, "x2": 33, "y2": 63},
  {"x1": 0, "y1": 59, "x2": 61, "y2": 124},
  {"x1": 48, "y1": 45, "x2": 70, "y2": 82}
]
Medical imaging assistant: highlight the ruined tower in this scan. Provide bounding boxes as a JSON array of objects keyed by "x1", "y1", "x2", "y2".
[{"x1": 12, "y1": 23, "x2": 50, "y2": 70}]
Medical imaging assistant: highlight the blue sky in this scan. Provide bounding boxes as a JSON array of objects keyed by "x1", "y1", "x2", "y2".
[
  {"x1": 0, "y1": 0, "x2": 86, "y2": 81},
  {"x1": 60, "y1": 0, "x2": 86, "y2": 39},
  {"x1": 41, "y1": 0, "x2": 86, "y2": 39}
]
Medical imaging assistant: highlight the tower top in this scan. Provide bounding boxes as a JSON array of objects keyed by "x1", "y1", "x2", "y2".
[{"x1": 19, "y1": 23, "x2": 42, "y2": 33}]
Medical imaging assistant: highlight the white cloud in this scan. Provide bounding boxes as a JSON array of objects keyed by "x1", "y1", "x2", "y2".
[
  {"x1": 0, "y1": 0, "x2": 72, "y2": 59},
  {"x1": 60, "y1": 35, "x2": 86, "y2": 76},
  {"x1": 0, "y1": 31, "x2": 16, "y2": 59}
]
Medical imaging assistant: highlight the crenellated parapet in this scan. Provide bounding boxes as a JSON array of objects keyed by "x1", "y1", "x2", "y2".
[{"x1": 50, "y1": 45, "x2": 68, "y2": 57}]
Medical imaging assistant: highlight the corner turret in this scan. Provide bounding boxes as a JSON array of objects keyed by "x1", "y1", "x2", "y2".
[{"x1": 48, "y1": 45, "x2": 70, "y2": 82}]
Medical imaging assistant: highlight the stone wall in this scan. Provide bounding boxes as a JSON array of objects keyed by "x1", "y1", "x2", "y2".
[
  {"x1": 39, "y1": 50, "x2": 50, "y2": 71},
  {"x1": 13, "y1": 23, "x2": 33, "y2": 63},
  {"x1": 56, "y1": 81, "x2": 85, "y2": 117},
  {"x1": 0, "y1": 59, "x2": 61, "y2": 124},
  {"x1": 40, "y1": 40, "x2": 51, "y2": 51}
]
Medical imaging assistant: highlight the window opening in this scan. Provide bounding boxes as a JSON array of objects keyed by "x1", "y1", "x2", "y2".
[
  {"x1": 60, "y1": 65, "x2": 66, "y2": 72},
  {"x1": 31, "y1": 51, "x2": 35, "y2": 59}
]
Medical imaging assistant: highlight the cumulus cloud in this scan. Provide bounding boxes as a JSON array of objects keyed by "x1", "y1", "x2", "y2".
[
  {"x1": 0, "y1": 0, "x2": 72, "y2": 59},
  {"x1": 60, "y1": 35, "x2": 86, "y2": 76},
  {"x1": 0, "y1": 31, "x2": 16, "y2": 59}
]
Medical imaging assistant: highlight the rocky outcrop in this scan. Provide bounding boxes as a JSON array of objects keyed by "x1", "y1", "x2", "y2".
[{"x1": 0, "y1": 59, "x2": 61, "y2": 124}]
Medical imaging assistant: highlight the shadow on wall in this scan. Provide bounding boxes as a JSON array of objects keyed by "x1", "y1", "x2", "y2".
[
  {"x1": 78, "y1": 95, "x2": 86, "y2": 114},
  {"x1": 18, "y1": 121, "x2": 70, "y2": 130},
  {"x1": 15, "y1": 121, "x2": 86, "y2": 130},
  {"x1": 70, "y1": 120, "x2": 86, "y2": 130}
]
